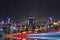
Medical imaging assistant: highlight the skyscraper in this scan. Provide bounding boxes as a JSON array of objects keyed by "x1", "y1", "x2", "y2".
[{"x1": 28, "y1": 13, "x2": 35, "y2": 26}]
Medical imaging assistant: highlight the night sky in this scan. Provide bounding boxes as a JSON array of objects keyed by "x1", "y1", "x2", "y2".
[{"x1": 0, "y1": 0, "x2": 60, "y2": 23}]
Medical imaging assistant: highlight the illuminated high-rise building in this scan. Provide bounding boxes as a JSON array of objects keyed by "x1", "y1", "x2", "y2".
[{"x1": 28, "y1": 13, "x2": 35, "y2": 26}]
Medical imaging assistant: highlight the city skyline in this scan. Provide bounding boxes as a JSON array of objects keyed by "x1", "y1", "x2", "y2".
[
  {"x1": 0, "y1": 13, "x2": 60, "y2": 24},
  {"x1": 0, "y1": 0, "x2": 60, "y2": 40}
]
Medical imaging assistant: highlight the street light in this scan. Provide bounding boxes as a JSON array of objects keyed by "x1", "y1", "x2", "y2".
[{"x1": 53, "y1": 22, "x2": 59, "y2": 26}]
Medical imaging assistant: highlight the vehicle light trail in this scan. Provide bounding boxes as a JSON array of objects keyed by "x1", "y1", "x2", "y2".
[
  {"x1": 4, "y1": 31, "x2": 60, "y2": 40},
  {"x1": 27, "y1": 32, "x2": 60, "y2": 40}
]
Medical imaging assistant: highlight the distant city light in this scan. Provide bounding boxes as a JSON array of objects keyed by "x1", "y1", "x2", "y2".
[
  {"x1": 0, "y1": 28, "x2": 3, "y2": 31},
  {"x1": 8, "y1": 18, "x2": 10, "y2": 21},
  {"x1": 28, "y1": 31, "x2": 32, "y2": 33},
  {"x1": 2, "y1": 17, "x2": 7, "y2": 21},
  {"x1": 10, "y1": 26, "x2": 13, "y2": 29},
  {"x1": 13, "y1": 27, "x2": 16, "y2": 30},
  {"x1": 49, "y1": 17, "x2": 53, "y2": 20},
  {"x1": 1, "y1": 20, "x2": 4, "y2": 24},
  {"x1": 58, "y1": 21, "x2": 60, "y2": 23},
  {"x1": 53, "y1": 22, "x2": 59, "y2": 26},
  {"x1": 22, "y1": 31, "x2": 27, "y2": 34}
]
